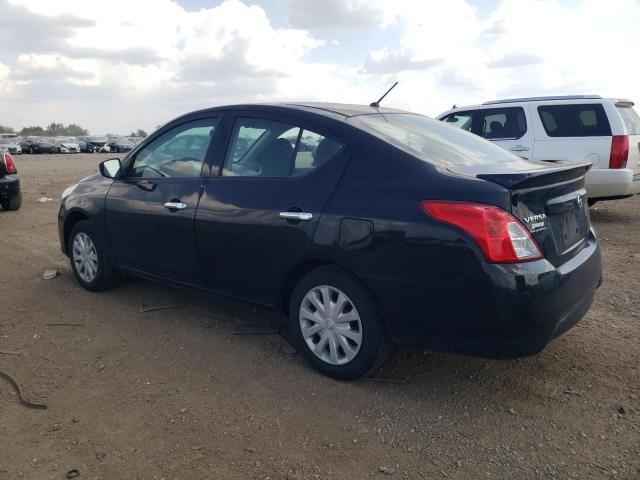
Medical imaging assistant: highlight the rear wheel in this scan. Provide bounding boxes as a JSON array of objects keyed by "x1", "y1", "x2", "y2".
[
  {"x1": 69, "y1": 221, "x2": 118, "y2": 291},
  {"x1": 0, "y1": 190, "x2": 21, "y2": 211},
  {"x1": 289, "y1": 266, "x2": 388, "y2": 380}
]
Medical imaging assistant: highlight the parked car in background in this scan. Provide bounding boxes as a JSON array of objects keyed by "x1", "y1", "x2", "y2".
[
  {"x1": 0, "y1": 137, "x2": 22, "y2": 154},
  {"x1": 0, "y1": 150, "x2": 21, "y2": 210},
  {"x1": 20, "y1": 136, "x2": 57, "y2": 154},
  {"x1": 53, "y1": 137, "x2": 81, "y2": 153},
  {"x1": 58, "y1": 103, "x2": 602, "y2": 380},
  {"x1": 107, "y1": 136, "x2": 133, "y2": 153},
  {"x1": 438, "y1": 95, "x2": 640, "y2": 206},
  {"x1": 78, "y1": 136, "x2": 111, "y2": 153}
]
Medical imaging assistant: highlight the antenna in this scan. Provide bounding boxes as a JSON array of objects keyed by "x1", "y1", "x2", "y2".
[{"x1": 370, "y1": 81, "x2": 398, "y2": 108}]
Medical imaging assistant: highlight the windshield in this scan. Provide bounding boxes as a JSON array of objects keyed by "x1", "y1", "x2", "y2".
[{"x1": 350, "y1": 113, "x2": 543, "y2": 171}]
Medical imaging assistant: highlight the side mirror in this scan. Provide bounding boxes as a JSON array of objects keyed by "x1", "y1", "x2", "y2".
[{"x1": 99, "y1": 158, "x2": 122, "y2": 179}]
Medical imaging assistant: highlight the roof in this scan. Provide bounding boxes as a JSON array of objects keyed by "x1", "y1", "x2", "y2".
[
  {"x1": 482, "y1": 95, "x2": 602, "y2": 105},
  {"x1": 280, "y1": 102, "x2": 409, "y2": 118}
]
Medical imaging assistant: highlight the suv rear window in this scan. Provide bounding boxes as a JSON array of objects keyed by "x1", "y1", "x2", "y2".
[
  {"x1": 351, "y1": 113, "x2": 534, "y2": 169},
  {"x1": 617, "y1": 106, "x2": 640, "y2": 135},
  {"x1": 537, "y1": 104, "x2": 611, "y2": 137}
]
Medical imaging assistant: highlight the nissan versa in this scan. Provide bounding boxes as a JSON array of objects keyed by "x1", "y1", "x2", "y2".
[{"x1": 58, "y1": 103, "x2": 602, "y2": 380}]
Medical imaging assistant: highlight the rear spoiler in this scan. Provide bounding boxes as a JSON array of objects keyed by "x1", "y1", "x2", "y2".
[
  {"x1": 615, "y1": 99, "x2": 635, "y2": 108},
  {"x1": 476, "y1": 162, "x2": 592, "y2": 190}
]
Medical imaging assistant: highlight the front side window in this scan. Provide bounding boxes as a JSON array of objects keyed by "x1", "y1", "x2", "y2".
[
  {"x1": 537, "y1": 104, "x2": 611, "y2": 137},
  {"x1": 223, "y1": 117, "x2": 344, "y2": 177},
  {"x1": 476, "y1": 107, "x2": 527, "y2": 140},
  {"x1": 129, "y1": 118, "x2": 218, "y2": 178},
  {"x1": 441, "y1": 112, "x2": 473, "y2": 132}
]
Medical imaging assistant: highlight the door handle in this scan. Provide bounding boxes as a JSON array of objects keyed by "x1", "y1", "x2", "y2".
[
  {"x1": 279, "y1": 211, "x2": 313, "y2": 221},
  {"x1": 163, "y1": 202, "x2": 187, "y2": 210},
  {"x1": 510, "y1": 145, "x2": 530, "y2": 152}
]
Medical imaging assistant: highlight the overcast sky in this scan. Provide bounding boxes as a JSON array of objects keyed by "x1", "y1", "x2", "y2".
[{"x1": 0, "y1": 0, "x2": 638, "y2": 134}]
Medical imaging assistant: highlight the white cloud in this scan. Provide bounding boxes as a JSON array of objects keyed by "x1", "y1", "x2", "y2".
[{"x1": 0, "y1": 0, "x2": 638, "y2": 134}]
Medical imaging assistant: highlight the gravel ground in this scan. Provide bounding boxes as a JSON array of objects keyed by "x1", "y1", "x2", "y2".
[{"x1": 0, "y1": 153, "x2": 638, "y2": 479}]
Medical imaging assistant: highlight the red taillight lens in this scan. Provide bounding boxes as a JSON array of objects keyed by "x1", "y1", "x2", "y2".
[
  {"x1": 609, "y1": 135, "x2": 629, "y2": 169},
  {"x1": 2, "y1": 152, "x2": 17, "y2": 174},
  {"x1": 421, "y1": 201, "x2": 543, "y2": 263}
]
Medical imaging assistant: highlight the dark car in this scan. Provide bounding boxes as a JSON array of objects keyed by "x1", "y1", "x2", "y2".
[
  {"x1": 107, "y1": 137, "x2": 133, "y2": 153},
  {"x1": 78, "y1": 136, "x2": 111, "y2": 153},
  {"x1": 58, "y1": 103, "x2": 602, "y2": 380},
  {"x1": 20, "y1": 136, "x2": 57, "y2": 154},
  {"x1": 0, "y1": 150, "x2": 21, "y2": 210}
]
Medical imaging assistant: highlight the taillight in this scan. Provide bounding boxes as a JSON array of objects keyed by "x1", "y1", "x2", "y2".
[
  {"x1": 2, "y1": 152, "x2": 17, "y2": 174},
  {"x1": 609, "y1": 135, "x2": 629, "y2": 169},
  {"x1": 421, "y1": 201, "x2": 543, "y2": 263}
]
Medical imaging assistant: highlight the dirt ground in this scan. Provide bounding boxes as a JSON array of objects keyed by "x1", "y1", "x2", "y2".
[{"x1": 0, "y1": 153, "x2": 638, "y2": 480}]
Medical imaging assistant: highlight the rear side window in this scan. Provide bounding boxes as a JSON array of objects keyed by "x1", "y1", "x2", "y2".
[
  {"x1": 617, "y1": 106, "x2": 640, "y2": 135},
  {"x1": 441, "y1": 112, "x2": 473, "y2": 131},
  {"x1": 223, "y1": 117, "x2": 344, "y2": 177},
  {"x1": 476, "y1": 107, "x2": 527, "y2": 140},
  {"x1": 537, "y1": 104, "x2": 611, "y2": 137}
]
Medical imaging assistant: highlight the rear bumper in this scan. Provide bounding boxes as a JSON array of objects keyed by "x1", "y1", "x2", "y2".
[
  {"x1": 368, "y1": 229, "x2": 602, "y2": 358},
  {"x1": 0, "y1": 175, "x2": 20, "y2": 196},
  {"x1": 586, "y1": 168, "x2": 640, "y2": 199}
]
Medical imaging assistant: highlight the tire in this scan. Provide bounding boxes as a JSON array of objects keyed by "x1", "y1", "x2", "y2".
[
  {"x1": 0, "y1": 190, "x2": 21, "y2": 211},
  {"x1": 68, "y1": 220, "x2": 118, "y2": 291},
  {"x1": 289, "y1": 266, "x2": 389, "y2": 380}
]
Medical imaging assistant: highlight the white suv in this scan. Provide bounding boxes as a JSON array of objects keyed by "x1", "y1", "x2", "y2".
[{"x1": 437, "y1": 95, "x2": 640, "y2": 205}]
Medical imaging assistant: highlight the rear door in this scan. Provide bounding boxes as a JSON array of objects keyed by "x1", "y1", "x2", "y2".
[
  {"x1": 471, "y1": 106, "x2": 532, "y2": 158},
  {"x1": 105, "y1": 116, "x2": 221, "y2": 285},
  {"x1": 530, "y1": 102, "x2": 612, "y2": 168},
  {"x1": 195, "y1": 112, "x2": 351, "y2": 305}
]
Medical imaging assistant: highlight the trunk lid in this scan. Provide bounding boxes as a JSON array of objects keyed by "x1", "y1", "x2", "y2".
[{"x1": 453, "y1": 162, "x2": 592, "y2": 266}]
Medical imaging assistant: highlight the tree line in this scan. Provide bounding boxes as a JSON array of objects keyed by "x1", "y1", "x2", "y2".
[{"x1": 0, "y1": 123, "x2": 147, "y2": 138}]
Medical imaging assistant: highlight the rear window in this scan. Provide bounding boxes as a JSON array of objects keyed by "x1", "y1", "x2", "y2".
[
  {"x1": 351, "y1": 113, "x2": 536, "y2": 169},
  {"x1": 617, "y1": 106, "x2": 640, "y2": 135},
  {"x1": 537, "y1": 104, "x2": 611, "y2": 137}
]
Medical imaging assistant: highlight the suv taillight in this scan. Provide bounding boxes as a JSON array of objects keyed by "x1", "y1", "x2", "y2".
[
  {"x1": 2, "y1": 152, "x2": 17, "y2": 174},
  {"x1": 421, "y1": 201, "x2": 543, "y2": 263},
  {"x1": 609, "y1": 135, "x2": 629, "y2": 169}
]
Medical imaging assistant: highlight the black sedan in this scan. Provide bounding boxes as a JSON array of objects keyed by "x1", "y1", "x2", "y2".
[
  {"x1": 20, "y1": 136, "x2": 57, "y2": 154},
  {"x1": 0, "y1": 151, "x2": 21, "y2": 210},
  {"x1": 58, "y1": 103, "x2": 602, "y2": 379}
]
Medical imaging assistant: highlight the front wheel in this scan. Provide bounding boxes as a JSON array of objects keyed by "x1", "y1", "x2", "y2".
[
  {"x1": 68, "y1": 221, "x2": 118, "y2": 291},
  {"x1": 0, "y1": 190, "x2": 21, "y2": 211},
  {"x1": 289, "y1": 266, "x2": 388, "y2": 380}
]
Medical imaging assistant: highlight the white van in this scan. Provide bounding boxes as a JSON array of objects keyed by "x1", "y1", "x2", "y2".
[{"x1": 437, "y1": 95, "x2": 640, "y2": 205}]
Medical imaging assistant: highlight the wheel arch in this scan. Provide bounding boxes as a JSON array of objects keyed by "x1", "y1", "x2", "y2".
[
  {"x1": 280, "y1": 258, "x2": 391, "y2": 337},
  {"x1": 63, "y1": 210, "x2": 90, "y2": 252}
]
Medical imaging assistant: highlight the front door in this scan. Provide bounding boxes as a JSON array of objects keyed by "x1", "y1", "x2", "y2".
[
  {"x1": 195, "y1": 113, "x2": 351, "y2": 305},
  {"x1": 473, "y1": 106, "x2": 533, "y2": 159},
  {"x1": 105, "y1": 116, "x2": 220, "y2": 285}
]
